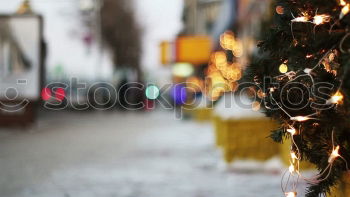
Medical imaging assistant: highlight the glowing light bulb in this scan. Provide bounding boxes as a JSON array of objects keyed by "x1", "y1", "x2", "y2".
[
  {"x1": 290, "y1": 116, "x2": 310, "y2": 122},
  {"x1": 313, "y1": 15, "x2": 330, "y2": 25},
  {"x1": 285, "y1": 192, "x2": 297, "y2": 197},
  {"x1": 304, "y1": 68, "x2": 312, "y2": 74},
  {"x1": 328, "y1": 146, "x2": 340, "y2": 163},
  {"x1": 289, "y1": 164, "x2": 295, "y2": 174},
  {"x1": 291, "y1": 152, "x2": 298, "y2": 163},
  {"x1": 279, "y1": 63, "x2": 288, "y2": 73},
  {"x1": 329, "y1": 53, "x2": 336, "y2": 61},
  {"x1": 292, "y1": 16, "x2": 309, "y2": 22},
  {"x1": 340, "y1": 4, "x2": 350, "y2": 19},
  {"x1": 306, "y1": 54, "x2": 313, "y2": 58},
  {"x1": 340, "y1": 0, "x2": 347, "y2": 6},
  {"x1": 326, "y1": 91, "x2": 344, "y2": 104},
  {"x1": 287, "y1": 128, "x2": 297, "y2": 135}
]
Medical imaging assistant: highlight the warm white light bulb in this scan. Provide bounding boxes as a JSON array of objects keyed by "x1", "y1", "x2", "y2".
[
  {"x1": 328, "y1": 146, "x2": 340, "y2": 163},
  {"x1": 290, "y1": 116, "x2": 310, "y2": 122},
  {"x1": 289, "y1": 164, "x2": 295, "y2": 174},
  {"x1": 326, "y1": 91, "x2": 344, "y2": 105},
  {"x1": 313, "y1": 15, "x2": 330, "y2": 25},
  {"x1": 285, "y1": 192, "x2": 297, "y2": 197},
  {"x1": 341, "y1": 4, "x2": 350, "y2": 19},
  {"x1": 292, "y1": 16, "x2": 309, "y2": 22},
  {"x1": 287, "y1": 128, "x2": 297, "y2": 135},
  {"x1": 291, "y1": 152, "x2": 298, "y2": 163},
  {"x1": 340, "y1": 0, "x2": 347, "y2": 6},
  {"x1": 304, "y1": 68, "x2": 312, "y2": 74}
]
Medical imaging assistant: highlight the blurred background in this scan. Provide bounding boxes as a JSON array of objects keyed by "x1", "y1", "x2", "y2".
[{"x1": 0, "y1": 0, "x2": 312, "y2": 196}]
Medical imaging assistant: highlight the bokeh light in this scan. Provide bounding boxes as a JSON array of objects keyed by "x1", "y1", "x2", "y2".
[
  {"x1": 186, "y1": 77, "x2": 204, "y2": 93},
  {"x1": 171, "y1": 84, "x2": 187, "y2": 105},
  {"x1": 279, "y1": 63, "x2": 288, "y2": 73},
  {"x1": 55, "y1": 88, "x2": 66, "y2": 101},
  {"x1": 172, "y1": 63, "x2": 194, "y2": 77},
  {"x1": 145, "y1": 85, "x2": 160, "y2": 100},
  {"x1": 41, "y1": 88, "x2": 52, "y2": 101}
]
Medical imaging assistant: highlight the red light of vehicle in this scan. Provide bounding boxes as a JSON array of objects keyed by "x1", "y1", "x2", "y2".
[
  {"x1": 55, "y1": 88, "x2": 66, "y2": 101},
  {"x1": 41, "y1": 88, "x2": 52, "y2": 101}
]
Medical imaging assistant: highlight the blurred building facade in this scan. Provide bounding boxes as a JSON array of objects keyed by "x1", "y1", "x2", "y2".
[{"x1": 181, "y1": 0, "x2": 223, "y2": 35}]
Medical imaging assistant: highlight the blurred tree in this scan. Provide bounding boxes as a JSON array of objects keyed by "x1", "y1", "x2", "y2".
[{"x1": 101, "y1": 0, "x2": 142, "y2": 81}]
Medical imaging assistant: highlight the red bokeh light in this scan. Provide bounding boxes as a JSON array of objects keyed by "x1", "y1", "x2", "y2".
[
  {"x1": 55, "y1": 88, "x2": 66, "y2": 101},
  {"x1": 41, "y1": 88, "x2": 52, "y2": 101}
]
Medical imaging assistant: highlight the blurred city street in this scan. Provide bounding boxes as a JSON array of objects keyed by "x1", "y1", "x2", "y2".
[
  {"x1": 0, "y1": 0, "x2": 347, "y2": 196},
  {"x1": 0, "y1": 110, "x2": 283, "y2": 197}
]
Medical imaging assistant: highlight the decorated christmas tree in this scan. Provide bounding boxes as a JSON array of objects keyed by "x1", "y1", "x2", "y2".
[{"x1": 245, "y1": 0, "x2": 350, "y2": 196}]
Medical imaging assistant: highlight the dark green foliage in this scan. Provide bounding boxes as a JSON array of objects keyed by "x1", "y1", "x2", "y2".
[
  {"x1": 269, "y1": 127, "x2": 287, "y2": 143},
  {"x1": 244, "y1": 0, "x2": 350, "y2": 196}
]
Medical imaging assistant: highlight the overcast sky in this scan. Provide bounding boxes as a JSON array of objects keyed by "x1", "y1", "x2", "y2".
[
  {"x1": 133, "y1": 0, "x2": 184, "y2": 70},
  {"x1": 0, "y1": 0, "x2": 184, "y2": 79}
]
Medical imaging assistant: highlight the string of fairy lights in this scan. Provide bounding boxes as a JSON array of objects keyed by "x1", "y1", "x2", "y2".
[
  {"x1": 269, "y1": 1, "x2": 350, "y2": 196},
  {"x1": 206, "y1": 0, "x2": 350, "y2": 196}
]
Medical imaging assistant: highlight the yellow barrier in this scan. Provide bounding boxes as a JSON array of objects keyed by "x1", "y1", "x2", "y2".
[
  {"x1": 192, "y1": 108, "x2": 213, "y2": 122},
  {"x1": 214, "y1": 117, "x2": 279, "y2": 163},
  {"x1": 213, "y1": 116, "x2": 225, "y2": 147},
  {"x1": 213, "y1": 116, "x2": 349, "y2": 196}
]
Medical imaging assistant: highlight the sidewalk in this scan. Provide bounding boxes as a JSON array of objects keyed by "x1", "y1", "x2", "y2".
[{"x1": 0, "y1": 110, "x2": 284, "y2": 197}]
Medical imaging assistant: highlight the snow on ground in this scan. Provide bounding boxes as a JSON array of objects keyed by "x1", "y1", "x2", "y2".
[
  {"x1": 213, "y1": 93, "x2": 265, "y2": 120},
  {"x1": 0, "y1": 110, "x2": 311, "y2": 197}
]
